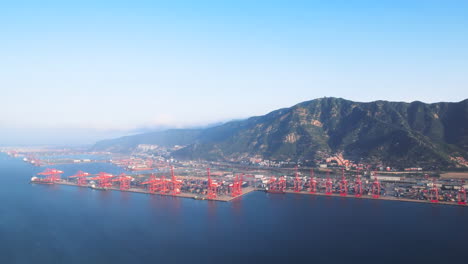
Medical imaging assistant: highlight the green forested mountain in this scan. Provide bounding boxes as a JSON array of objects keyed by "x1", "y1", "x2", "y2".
[
  {"x1": 93, "y1": 98, "x2": 468, "y2": 168},
  {"x1": 92, "y1": 129, "x2": 203, "y2": 152}
]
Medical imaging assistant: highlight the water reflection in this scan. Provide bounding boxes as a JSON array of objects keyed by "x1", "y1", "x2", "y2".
[
  {"x1": 118, "y1": 191, "x2": 131, "y2": 207},
  {"x1": 148, "y1": 194, "x2": 164, "y2": 211},
  {"x1": 206, "y1": 200, "x2": 218, "y2": 230},
  {"x1": 231, "y1": 198, "x2": 243, "y2": 217},
  {"x1": 76, "y1": 185, "x2": 88, "y2": 198},
  {"x1": 96, "y1": 189, "x2": 112, "y2": 202},
  {"x1": 166, "y1": 196, "x2": 182, "y2": 216},
  {"x1": 338, "y1": 196, "x2": 349, "y2": 207},
  {"x1": 4, "y1": 154, "x2": 468, "y2": 264}
]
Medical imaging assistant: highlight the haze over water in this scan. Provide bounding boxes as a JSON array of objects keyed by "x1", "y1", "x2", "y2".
[{"x1": 1, "y1": 153, "x2": 467, "y2": 264}]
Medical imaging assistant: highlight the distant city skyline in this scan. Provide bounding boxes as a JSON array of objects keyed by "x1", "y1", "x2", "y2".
[{"x1": 1, "y1": 0, "x2": 467, "y2": 145}]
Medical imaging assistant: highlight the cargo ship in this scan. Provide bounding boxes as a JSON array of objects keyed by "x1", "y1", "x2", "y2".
[
  {"x1": 30, "y1": 176, "x2": 54, "y2": 185},
  {"x1": 89, "y1": 184, "x2": 108, "y2": 191}
]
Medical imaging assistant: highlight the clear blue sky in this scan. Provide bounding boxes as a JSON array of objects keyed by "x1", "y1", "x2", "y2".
[{"x1": 1, "y1": 0, "x2": 467, "y2": 145}]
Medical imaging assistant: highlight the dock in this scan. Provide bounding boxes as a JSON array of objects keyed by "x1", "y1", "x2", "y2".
[
  {"x1": 281, "y1": 190, "x2": 467, "y2": 207},
  {"x1": 48, "y1": 181, "x2": 467, "y2": 206},
  {"x1": 55, "y1": 181, "x2": 256, "y2": 202}
]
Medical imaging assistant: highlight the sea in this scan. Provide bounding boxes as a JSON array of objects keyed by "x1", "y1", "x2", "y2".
[{"x1": 1, "y1": 153, "x2": 467, "y2": 264}]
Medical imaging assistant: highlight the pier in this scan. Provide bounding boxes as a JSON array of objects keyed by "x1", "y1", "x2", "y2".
[
  {"x1": 55, "y1": 181, "x2": 256, "y2": 202},
  {"x1": 39, "y1": 180, "x2": 467, "y2": 206},
  {"x1": 281, "y1": 190, "x2": 467, "y2": 207}
]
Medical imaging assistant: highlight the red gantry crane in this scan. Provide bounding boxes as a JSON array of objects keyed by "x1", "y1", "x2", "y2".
[
  {"x1": 429, "y1": 178, "x2": 439, "y2": 203},
  {"x1": 160, "y1": 176, "x2": 169, "y2": 194},
  {"x1": 207, "y1": 168, "x2": 219, "y2": 199},
  {"x1": 230, "y1": 173, "x2": 243, "y2": 197},
  {"x1": 69, "y1": 170, "x2": 90, "y2": 186},
  {"x1": 111, "y1": 173, "x2": 133, "y2": 191},
  {"x1": 169, "y1": 166, "x2": 183, "y2": 195},
  {"x1": 141, "y1": 173, "x2": 165, "y2": 193},
  {"x1": 325, "y1": 170, "x2": 333, "y2": 195},
  {"x1": 309, "y1": 169, "x2": 317, "y2": 193},
  {"x1": 458, "y1": 181, "x2": 466, "y2": 205},
  {"x1": 37, "y1": 168, "x2": 63, "y2": 182},
  {"x1": 267, "y1": 177, "x2": 277, "y2": 193},
  {"x1": 371, "y1": 172, "x2": 381, "y2": 198},
  {"x1": 267, "y1": 176, "x2": 286, "y2": 193},
  {"x1": 293, "y1": 166, "x2": 301, "y2": 192},
  {"x1": 89, "y1": 172, "x2": 114, "y2": 188},
  {"x1": 354, "y1": 174, "x2": 363, "y2": 197},
  {"x1": 339, "y1": 168, "x2": 348, "y2": 196}
]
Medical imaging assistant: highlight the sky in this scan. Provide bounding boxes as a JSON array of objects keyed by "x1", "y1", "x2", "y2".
[{"x1": 1, "y1": 0, "x2": 467, "y2": 145}]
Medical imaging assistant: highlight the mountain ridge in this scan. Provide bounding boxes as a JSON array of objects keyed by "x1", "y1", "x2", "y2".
[{"x1": 92, "y1": 97, "x2": 468, "y2": 169}]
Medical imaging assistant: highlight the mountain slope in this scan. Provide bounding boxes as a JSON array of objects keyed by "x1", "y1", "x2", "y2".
[
  {"x1": 93, "y1": 98, "x2": 468, "y2": 168},
  {"x1": 92, "y1": 129, "x2": 202, "y2": 152}
]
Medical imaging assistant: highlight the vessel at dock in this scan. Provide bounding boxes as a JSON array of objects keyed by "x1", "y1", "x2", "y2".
[
  {"x1": 89, "y1": 184, "x2": 108, "y2": 191},
  {"x1": 30, "y1": 176, "x2": 54, "y2": 185}
]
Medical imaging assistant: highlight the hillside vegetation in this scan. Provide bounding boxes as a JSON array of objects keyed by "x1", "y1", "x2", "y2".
[{"x1": 93, "y1": 98, "x2": 468, "y2": 168}]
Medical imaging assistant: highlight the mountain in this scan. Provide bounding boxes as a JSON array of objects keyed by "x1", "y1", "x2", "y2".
[
  {"x1": 92, "y1": 129, "x2": 202, "y2": 152},
  {"x1": 93, "y1": 98, "x2": 468, "y2": 168}
]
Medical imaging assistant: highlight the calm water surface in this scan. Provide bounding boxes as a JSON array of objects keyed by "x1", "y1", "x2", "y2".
[{"x1": 1, "y1": 153, "x2": 467, "y2": 264}]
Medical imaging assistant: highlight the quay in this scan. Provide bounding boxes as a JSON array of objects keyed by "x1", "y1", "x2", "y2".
[
  {"x1": 56, "y1": 181, "x2": 256, "y2": 202},
  {"x1": 281, "y1": 190, "x2": 467, "y2": 207},
  {"x1": 45, "y1": 181, "x2": 467, "y2": 206}
]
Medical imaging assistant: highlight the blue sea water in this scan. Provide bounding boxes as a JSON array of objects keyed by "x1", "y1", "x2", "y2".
[
  {"x1": 37, "y1": 154, "x2": 111, "y2": 160},
  {"x1": 1, "y1": 153, "x2": 467, "y2": 264}
]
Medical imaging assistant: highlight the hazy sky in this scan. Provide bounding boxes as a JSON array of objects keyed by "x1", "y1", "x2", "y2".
[{"x1": 1, "y1": 0, "x2": 467, "y2": 145}]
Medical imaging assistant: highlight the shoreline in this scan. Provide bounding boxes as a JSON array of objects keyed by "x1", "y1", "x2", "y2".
[
  {"x1": 281, "y1": 189, "x2": 466, "y2": 207},
  {"x1": 36, "y1": 181, "x2": 467, "y2": 206},
  {"x1": 55, "y1": 181, "x2": 257, "y2": 202}
]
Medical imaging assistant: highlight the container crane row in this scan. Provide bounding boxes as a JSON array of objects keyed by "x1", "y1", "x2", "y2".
[
  {"x1": 325, "y1": 170, "x2": 333, "y2": 195},
  {"x1": 339, "y1": 168, "x2": 348, "y2": 196},
  {"x1": 89, "y1": 172, "x2": 114, "y2": 188},
  {"x1": 69, "y1": 170, "x2": 90, "y2": 186},
  {"x1": 207, "y1": 168, "x2": 219, "y2": 199},
  {"x1": 309, "y1": 169, "x2": 317, "y2": 193},
  {"x1": 293, "y1": 166, "x2": 301, "y2": 192},
  {"x1": 111, "y1": 173, "x2": 133, "y2": 191}
]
